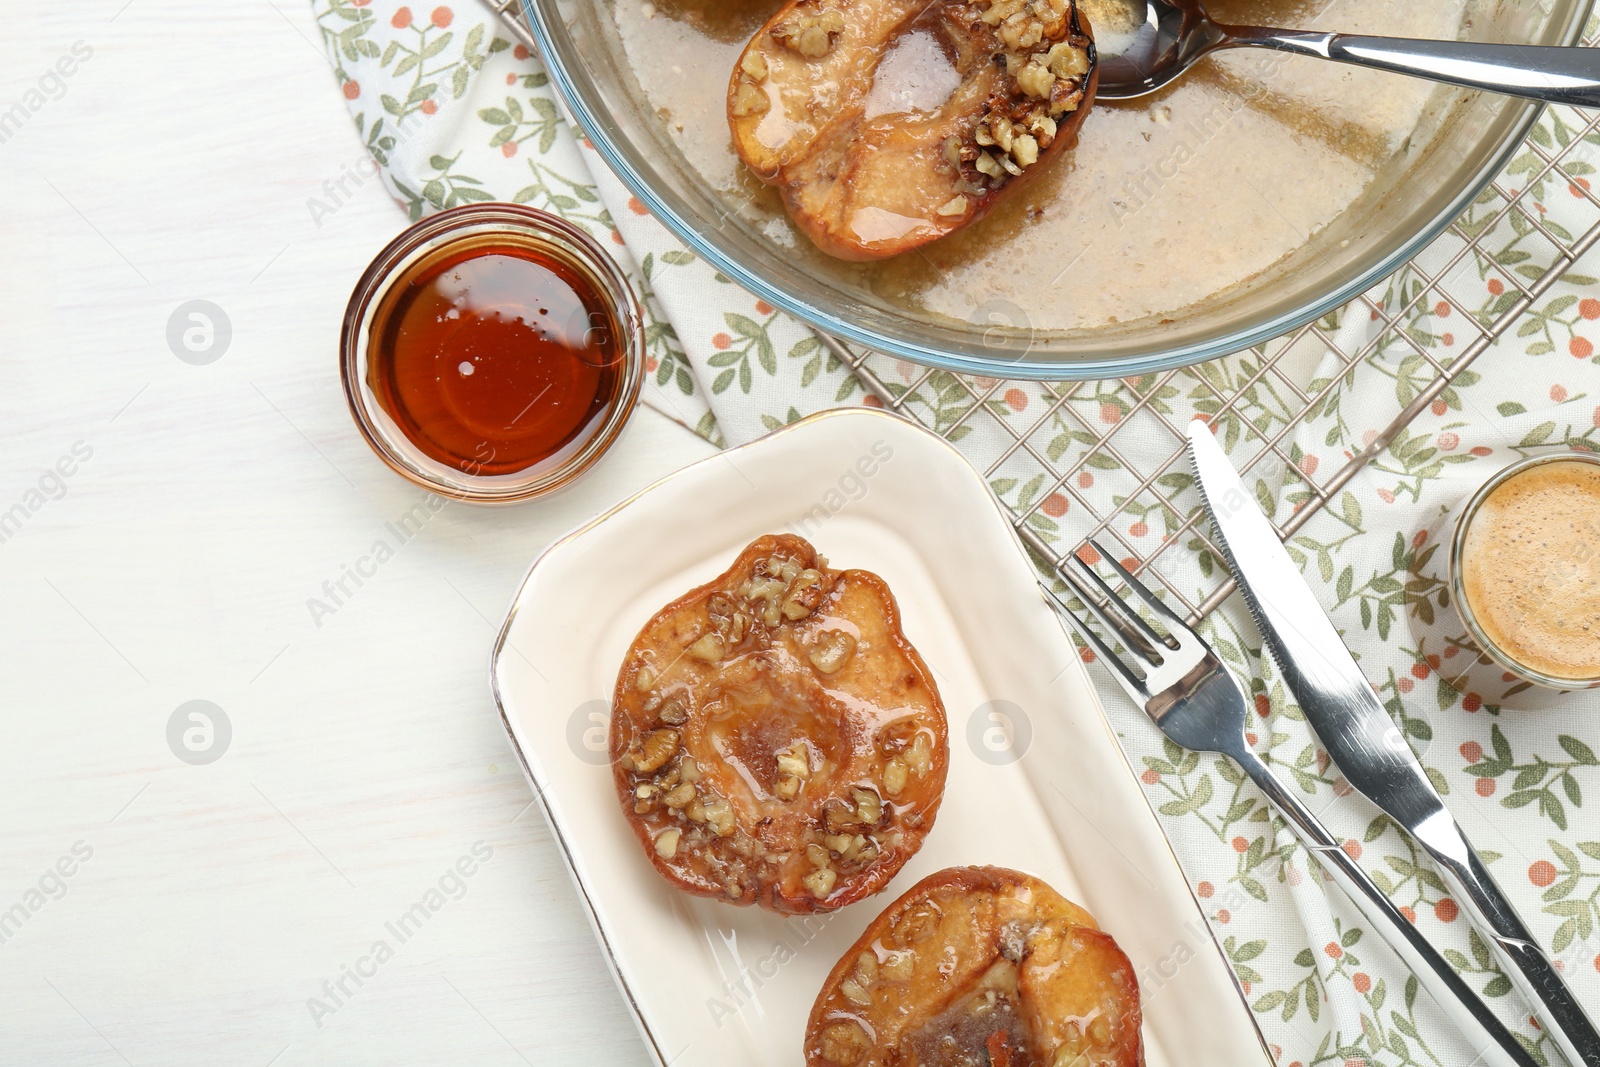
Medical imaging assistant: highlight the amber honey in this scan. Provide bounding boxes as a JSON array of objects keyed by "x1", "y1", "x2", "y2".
[
  {"x1": 365, "y1": 232, "x2": 625, "y2": 477},
  {"x1": 343, "y1": 204, "x2": 642, "y2": 503}
]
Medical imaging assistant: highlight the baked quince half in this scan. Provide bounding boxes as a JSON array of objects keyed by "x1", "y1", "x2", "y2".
[
  {"x1": 806, "y1": 866, "x2": 1143, "y2": 1067},
  {"x1": 611, "y1": 534, "x2": 948, "y2": 914},
  {"x1": 728, "y1": 0, "x2": 1097, "y2": 260}
]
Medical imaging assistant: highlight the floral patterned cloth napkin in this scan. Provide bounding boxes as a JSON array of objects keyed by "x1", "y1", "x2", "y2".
[{"x1": 313, "y1": 2, "x2": 1600, "y2": 1064}]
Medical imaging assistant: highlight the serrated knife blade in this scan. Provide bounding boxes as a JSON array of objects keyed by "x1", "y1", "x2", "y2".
[
  {"x1": 1186, "y1": 420, "x2": 1600, "y2": 1067},
  {"x1": 1186, "y1": 425, "x2": 1445, "y2": 825}
]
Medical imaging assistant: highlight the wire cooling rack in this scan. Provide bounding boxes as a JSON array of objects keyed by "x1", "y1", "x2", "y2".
[{"x1": 496, "y1": 1, "x2": 1600, "y2": 623}]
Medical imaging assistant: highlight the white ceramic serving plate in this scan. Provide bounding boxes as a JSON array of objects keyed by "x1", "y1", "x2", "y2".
[{"x1": 491, "y1": 408, "x2": 1269, "y2": 1066}]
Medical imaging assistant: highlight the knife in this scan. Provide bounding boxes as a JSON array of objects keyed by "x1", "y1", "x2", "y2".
[{"x1": 1187, "y1": 420, "x2": 1600, "y2": 1067}]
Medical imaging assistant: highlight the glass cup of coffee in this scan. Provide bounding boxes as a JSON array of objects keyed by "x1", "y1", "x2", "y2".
[{"x1": 1447, "y1": 451, "x2": 1600, "y2": 696}]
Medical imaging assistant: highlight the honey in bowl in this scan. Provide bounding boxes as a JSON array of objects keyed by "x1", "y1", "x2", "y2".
[
  {"x1": 342, "y1": 204, "x2": 643, "y2": 503},
  {"x1": 1458, "y1": 457, "x2": 1600, "y2": 683},
  {"x1": 366, "y1": 233, "x2": 624, "y2": 477}
]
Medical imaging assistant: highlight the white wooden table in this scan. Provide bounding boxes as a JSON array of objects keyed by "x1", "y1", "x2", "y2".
[{"x1": 0, "y1": 3, "x2": 716, "y2": 1062}]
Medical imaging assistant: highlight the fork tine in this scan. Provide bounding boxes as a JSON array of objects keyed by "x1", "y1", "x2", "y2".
[
  {"x1": 1041, "y1": 586, "x2": 1150, "y2": 707},
  {"x1": 1088, "y1": 540, "x2": 1187, "y2": 629},
  {"x1": 1053, "y1": 564, "x2": 1162, "y2": 671},
  {"x1": 1066, "y1": 552, "x2": 1167, "y2": 651}
]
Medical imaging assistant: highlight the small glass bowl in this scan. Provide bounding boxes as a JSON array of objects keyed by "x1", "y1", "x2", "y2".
[
  {"x1": 1448, "y1": 451, "x2": 1600, "y2": 692},
  {"x1": 341, "y1": 203, "x2": 644, "y2": 504}
]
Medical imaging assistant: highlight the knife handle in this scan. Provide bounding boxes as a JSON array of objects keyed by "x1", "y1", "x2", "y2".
[
  {"x1": 1233, "y1": 749, "x2": 1538, "y2": 1067},
  {"x1": 1426, "y1": 830, "x2": 1600, "y2": 1067}
]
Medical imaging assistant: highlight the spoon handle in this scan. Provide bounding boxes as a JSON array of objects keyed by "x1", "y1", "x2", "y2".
[{"x1": 1220, "y1": 28, "x2": 1600, "y2": 109}]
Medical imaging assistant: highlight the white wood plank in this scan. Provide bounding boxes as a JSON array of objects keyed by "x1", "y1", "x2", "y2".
[{"x1": 0, "y1": 3, "x2": 716, "y2": 1062}]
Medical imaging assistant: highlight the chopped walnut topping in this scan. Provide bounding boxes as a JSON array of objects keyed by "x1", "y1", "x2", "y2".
[
  {"x1": 1016, "y1": 60, "x2": 1054, "y2": 99},
  {"x1": 942, "y1": 135, "x2": 964, "y2": 168},
  {"x1": 808, "y1": 629, "x2": 857, "y2": 673},
  {"x1": 980, "y1": 0, "x2": 1026, "y2": 25},
  {"x1": 730, "y1": 80, "x2": 769, "y2": 118},
  {"x1": 776, "y1": 741, "x2": 811, "y2": 800},
  {"x1": 852, "y1": 786, "x2": 883, "y2": 825},
  {"x1": 688, "y1": 633, "x2": 725, "y2": 663},
  {"x1": 839, "y1": 977, "x2": 872, "y2": 1005},
  {"x1": 933, "y1": 0, "x2": 1094, "y2": 196},
  {"x1": 740, "y1": 50, "x2": 769, "y2": 82},
  {"x1": 777, "y1": 742, "x2": 811, "y2": 779},
  {"x1": 882, "y1": 757, "x2": 909, "y2": 797},
  {"x1": 1050, "y1": 80, "x2": 1085, "y2": 115},
  {"x1": 783, "y1": 568, "x2": 826, "y2": 619},
  {"x1": 881, "y1": 949, "x2": 914, "y2": 982},
  {"x1": 1011, "y1": 133, "x2": 1040, "y2": 167},
  {"x1": 702, "y1": 793, "x2": 736, "y2": 836},
  {"x1": 819, "y1": 1019, "x2": 870, "y2": 1065},
  {"x1": 804, "y1": 865, "x2": 838, "y2": 899},
  {"x1": 1053, "y1": 1024, "x2": 1086, "y2": 1062},
  {"x1": 822, "y1": 832, "x2": 854, "y2": 855},
  {"x1": 854, "y1": 836, "x2": 879, "y2": 864},
  {"x1": 895, "y1": 901, "x2": 941, "y2": 945},
  {"x1": 773, "y1": 9, "x2": 845, "y2": 59},
  {"x1": 823, "y1": 797, "x2": 857, "y2": 833},
  {"x1": 624, "y1": 728, "x2": 680, "y2": 774},
  {"x1": 1046, "y1": 39, "x2": 1089, "y2": 78},
  {"x1": 998, "y1": 117, "x2": 1021, "y2": 152},
  {"x1": 998, "y1": 16, "x2": 1044, "y2": 51}
]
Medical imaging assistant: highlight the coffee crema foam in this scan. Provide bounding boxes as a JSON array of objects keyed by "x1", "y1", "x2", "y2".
[{"x1": 1460, "y1": 460, "x2": 1600, "y2": 681}]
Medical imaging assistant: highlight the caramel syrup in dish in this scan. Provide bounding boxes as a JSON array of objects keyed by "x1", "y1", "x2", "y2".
[
  {"x1": 613, "y1": 0, "x2": 1473, "y2": 329},
  {"x1": 366, "y1": 234, "x2": 623, "y2": 476}
]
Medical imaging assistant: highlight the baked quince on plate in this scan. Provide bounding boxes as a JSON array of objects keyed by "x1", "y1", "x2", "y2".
[
  {"x1": 806, "y1": 866, "x2": 1143, "y2": 1066},
  {"x1": 611, "y1": 534, "x2": 948, "y2": 914}
]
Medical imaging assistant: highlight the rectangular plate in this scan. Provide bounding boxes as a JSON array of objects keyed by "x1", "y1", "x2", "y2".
[{"x1": 491, "y1": 409, "x2": 1270, "y2": 1067}]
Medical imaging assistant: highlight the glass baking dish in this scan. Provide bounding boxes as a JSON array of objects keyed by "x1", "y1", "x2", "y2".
[{"x1": 522, "y1": 0, "x2": 1590, "y2": 379}]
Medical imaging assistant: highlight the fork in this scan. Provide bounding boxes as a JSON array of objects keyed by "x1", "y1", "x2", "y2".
[{"x1": 1042, "y1": 543, "x2": 1538, "y2": 1067}]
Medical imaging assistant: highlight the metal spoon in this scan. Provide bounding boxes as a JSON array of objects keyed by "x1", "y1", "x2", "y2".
[{"x1": 1095, "y1": 0, "x2": 1600, "y2": 106}]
